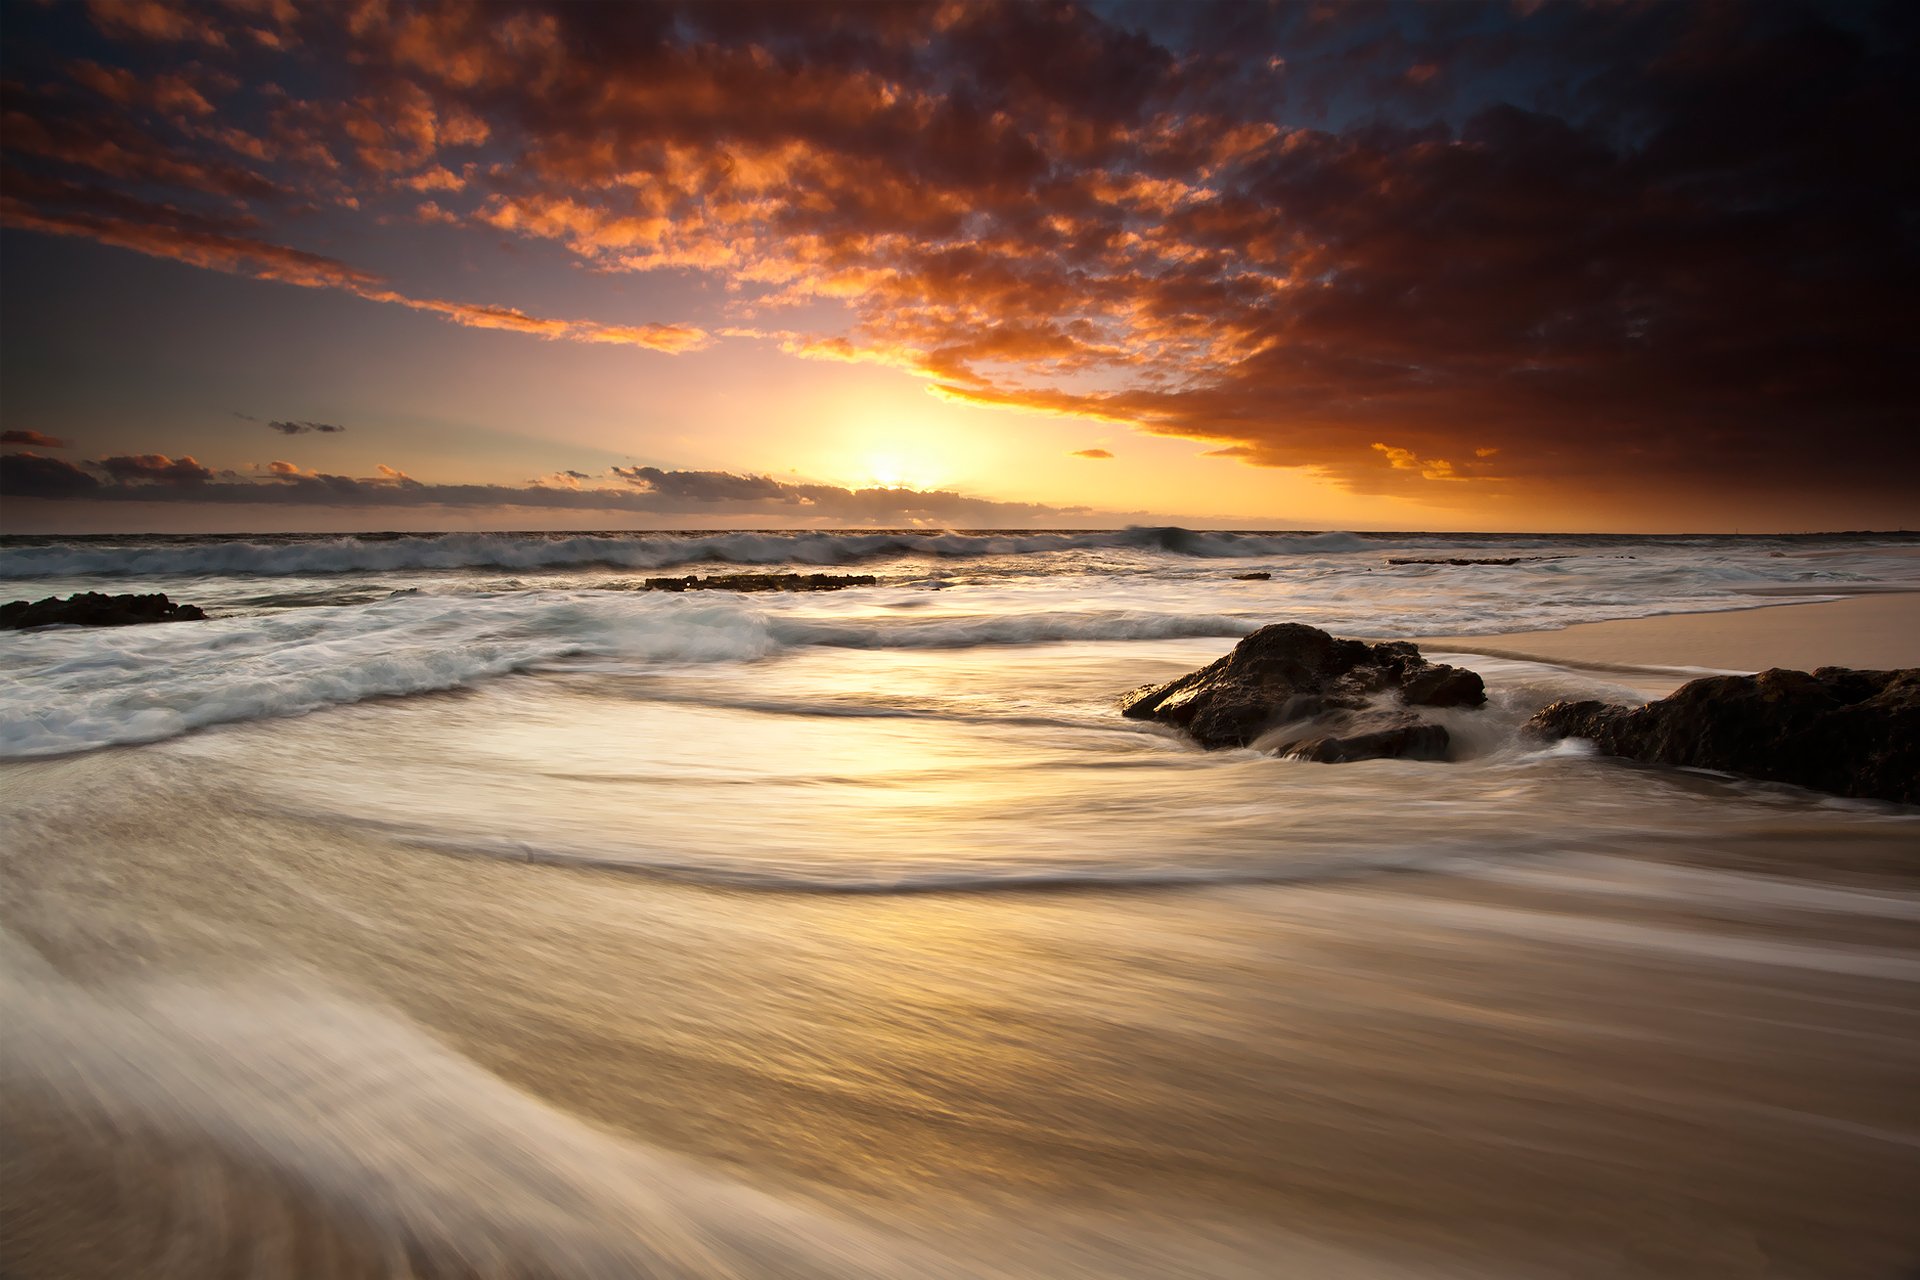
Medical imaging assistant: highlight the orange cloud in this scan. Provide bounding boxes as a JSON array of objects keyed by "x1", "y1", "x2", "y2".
[
  {"x1": 6, "y1": 0, "x2": 1914, "y2": 519},
  {"x1": 397, "y1": 165, "x2": 465, "y2": 192},
  {"x1": 0, "y1": 203, "x2": 708, "y2": 354},
  {"x1": 67, "y1": 60, "x2": 217, "y2": 117},
  {"x1": 85, "y1": 0, "x2": 227, "y2": 47},
  {"x1": 2, "y1": 430, "x2": 67, "y2": 448},
  {"x1": 1371, "y1": 444, "x2": 1462, "y2": 482}
]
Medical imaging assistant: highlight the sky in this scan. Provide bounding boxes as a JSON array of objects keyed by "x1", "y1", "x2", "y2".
[{"x1": 1, "y1": 0, "x2": 1915, "y2": 534}]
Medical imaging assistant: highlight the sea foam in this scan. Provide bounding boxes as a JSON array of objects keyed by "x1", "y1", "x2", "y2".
[{"x1": 0, "y1": 591, "x2": 1262, "y2": 756}]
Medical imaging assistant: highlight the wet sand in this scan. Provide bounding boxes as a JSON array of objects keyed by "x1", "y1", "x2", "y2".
[
  {"x1": 6, "y1": 761, "x2": 1919, "y2": 1280},
  {"x1": 1421, "y1": 591, "x2": 1920, "y2": 684}
]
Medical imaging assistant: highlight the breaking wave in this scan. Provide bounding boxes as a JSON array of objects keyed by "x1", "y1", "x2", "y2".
[
  {"x1": 0, "y1": 935, "x2": 927, "y2": 1280},
  {"x1": 0, "y1": 527, "x2": 1380, "y2": 578},
  {"x1": 0, "y1": 590, "x2": 1263, "y2": 757}
]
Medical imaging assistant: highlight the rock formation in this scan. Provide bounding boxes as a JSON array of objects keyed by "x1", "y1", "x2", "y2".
[
  {"x1": 643, "y1": 573, "x2": 878, "y2": 592},
  {"x1": 1, "y1": 592, "x2": 208, "y2": 629},
  {"x1": 1121, "y1": 622, "x2": 1485, "y2": 761},
  {"x1": 1528, "y1": 667, "x2": 1919, "y2": 804}
]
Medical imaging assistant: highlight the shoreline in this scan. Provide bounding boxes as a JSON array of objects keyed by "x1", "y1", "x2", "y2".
[{"x1": 1417, "y1": 591, "x2": 1920, "y2": 680}]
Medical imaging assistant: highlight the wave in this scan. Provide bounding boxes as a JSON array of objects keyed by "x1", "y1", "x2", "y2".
[
  {"x1": 0, "y1": 591, "x2": 1262, "y2": 757},
  {"x1": 0, "y1": 936, "x2": 926, "y2": 1279},
  {"x1": 0, "y1": 527, "x2": 1381, "y2": 578},
  {"x1": 0, "y1": 567, "x2": 1868, "y2": 758},
  {"x1": 321, "y1": 820, "x2": 1496, "y2": 895}
]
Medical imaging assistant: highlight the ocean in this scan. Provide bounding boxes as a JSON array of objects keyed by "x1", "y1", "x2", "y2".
[{"x1": 3, "y1": 529, "x2": 1918, "y2": 1278}]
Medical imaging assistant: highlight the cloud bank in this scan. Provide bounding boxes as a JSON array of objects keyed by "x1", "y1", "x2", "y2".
[
  {"x1": 0, "y1": 0, "x2": 1914, "y2": 519},
  {"x1": 0, "y1": 452, "x2": 1090, "y2": 525}
]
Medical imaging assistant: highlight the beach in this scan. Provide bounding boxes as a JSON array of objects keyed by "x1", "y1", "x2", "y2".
[
  {"x1": 1424, "y1": 591, "x2": 1920, "y2": 685},
  {"x1": 3, "y1": 530, "x2": 1917, "y2": 1278}
]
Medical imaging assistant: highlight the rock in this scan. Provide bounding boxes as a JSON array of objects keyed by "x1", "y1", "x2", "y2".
[
  {"x1": 1386, "y1": 555, "x2": 1568, "y2": 566},
  {"x1": 1400, "y1": 664, "x2": 1488, "y2": 707},
  {"x1": 1527, "y1": 667, "x2": 1920, "y2": 804},
  {"x1": 643, "y1": 573, "x2": 878, "y2": 592},
  {"x1": 1232, "y1": 572, "x2": 1271, "y2": 580},
  {"x1": 0, "y1": 592, "x2": 208, "y2": 630},
  {"x1": 1120, "y1": 622, "x2": 1485, "y2": 760},
  {"x1": 1286, "y1": 722, "x2": 1452, "y2": 763}
]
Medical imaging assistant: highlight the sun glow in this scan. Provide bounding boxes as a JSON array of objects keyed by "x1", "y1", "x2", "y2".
[{"x1": 860, "y1": 451, "x2": 947, "y2": 491}]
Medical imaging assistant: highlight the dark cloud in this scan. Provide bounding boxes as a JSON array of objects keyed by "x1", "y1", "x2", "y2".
[
  {"x1": 1071, "y1": 448, "x2": 1114, "y2": 459},
  {"x1": 88, "y1": 453, "x2": 216, "y2": 485},
  {"x1": 611, "y1": 466, "x2": 788, "y2": 501},
  {"x1": 1, "y1": 430, "x2": 66, "y2": 448},
  {"x1": 1, "y1": 452, "x2": 99, "y2": 496},
  {"x1": 4, "y1": 461, "x2": 1087, "y2": 524},
  {"x1": 268, "y1": 420, "x2": 348, "y2": 435},
  {"x1": 0, "y1": 0, "x2": 1914, "y2": 521}
]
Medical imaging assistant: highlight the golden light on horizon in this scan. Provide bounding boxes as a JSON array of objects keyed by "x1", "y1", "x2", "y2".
[{"x1": 860, "y1": 451, "x2": 947, "y2": 492}]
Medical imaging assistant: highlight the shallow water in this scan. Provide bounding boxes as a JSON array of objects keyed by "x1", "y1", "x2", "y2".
[{"x1": 3, "y1": 531, "x2": 1918, "y2": 1277}]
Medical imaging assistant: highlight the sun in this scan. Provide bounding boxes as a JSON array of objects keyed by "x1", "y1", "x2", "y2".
[{"x1": 861, "y1": 451, "x2": 945, "y2": 492}]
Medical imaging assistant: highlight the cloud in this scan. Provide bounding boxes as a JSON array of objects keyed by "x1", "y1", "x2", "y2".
[
  {"x1": 1, "y1": 430, "x2": 67, "y2": 448},
  {"x1": 66, "y1": 59, "x2": 217, "y2": 118},
  {"x1": 84, "y1": 0, "x2": 231, "y2": 47},
  {"x1": 268, "y1": 420, "x2": 347, "y2": 434},
  {"x1": 1, "y1": 452, "x2": 100, "y2": 496},
  {"x1": 3, "y1": 0, "x2": 1916, "y2": 519},
  {"x1": 6, "y1": 461, "x2": 1090, "y2": 524},
  {"x1": 611, "y1": 466, "x2": 787, "y2": 501},
  {"x1": 1371, "y1": 444, "x2": 1461, "y2": 483},
  {"x1": 0, "y1": 197, "x2": 715, "y2": 354},
  {"x1": 89, "y1": 453, "x2": 216, "y2": 484},
  {"x1": 396, "y1": 166, "x2": 464, "y2": 193},
  {"x1": 1071, "y1": 448, "x2": 1114, "y2": 459}
]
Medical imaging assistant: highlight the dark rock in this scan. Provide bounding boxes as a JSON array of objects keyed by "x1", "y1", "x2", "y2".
[
  {"x1": 0, "y1": 592, "x2": 208, "y2": 630},
  {"x1": 1386, "y1": 555, "x2": 1568, "y2": 567},
  {"x1": 643, "y1": 573, "x2": 878, "y2": 592},
  {"x1": 1401, "y1": 664, "x2": 1489, "y2": 708},
  {"x1": 1232, "y1": 571, "x2": 1271, "y2": 580},
  {"x1": 1527, "y1": 667, "x2": 1920, "y2": 804},
  {"x1": 1286, "y1": 722, "x2": 1452, "y2": 763},
  {"x1": 1120, "y1": 622, "x2": 1485, "y2": 760}
]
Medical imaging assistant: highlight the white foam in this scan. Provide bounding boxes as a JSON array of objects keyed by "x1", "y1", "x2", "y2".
[
  {"x1": 0, "y1": 590, "x2": 1266, "y2": 756},
  {"x1": 0, "y1": 592, "x2": 774, "y2": 756},
  {"x1": 0, "y1": 937, "x2": 921, "y2": 1279}
]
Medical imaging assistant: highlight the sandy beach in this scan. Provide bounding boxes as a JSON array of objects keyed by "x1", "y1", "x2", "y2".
[{"x1": 1421, "y1": 590, "x2": 1920, "y2": 685}]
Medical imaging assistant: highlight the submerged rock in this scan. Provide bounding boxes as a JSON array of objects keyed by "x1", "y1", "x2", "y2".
[
  {"x1": 1120, "y1": 622, "x2": 1485, "y2": 761},
  {"x1": 1286, "y1": 721, "x2": 1453, "y2": 763},
  {"x1": 1386, "y1": 555, "x2": 1567, "y2": 566},
  {"x1": 1528, "y1": 667, "x2": 1920, "y2": 804},
  {"x1": 0, "y1": 592, "x2": 207, "y2": 629},
  {"x1": 643, "y1": 573, "x2": 878, "y2": 592}
]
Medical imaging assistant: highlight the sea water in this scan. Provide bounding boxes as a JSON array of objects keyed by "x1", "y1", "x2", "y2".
[{"x1": 3, "y1": 530, "x2": 1917, "y2": 1278}]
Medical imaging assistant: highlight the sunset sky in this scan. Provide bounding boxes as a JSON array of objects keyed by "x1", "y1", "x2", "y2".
[{"x1": 2, "y1": 0, "x2": 1914, "y2": 533}]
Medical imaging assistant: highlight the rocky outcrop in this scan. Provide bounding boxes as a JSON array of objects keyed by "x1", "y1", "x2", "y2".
[
  {"x1": 1387, "y1": 555, "x2": 1567, "y2": 567},
  {"x1": 643, "y1": 573, "x2": 878, "y2": 592},
  {"x1": 1528, "y1": 667, "x2": 1920, "y2": 804},
  {"x1": 1, "y1": 592, "x2": 207, "y2": 629},
  {"x1": 1120, "y1": 622, "x2": 1485, "y2": 761}
]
